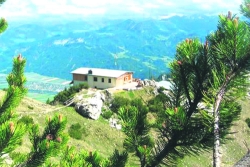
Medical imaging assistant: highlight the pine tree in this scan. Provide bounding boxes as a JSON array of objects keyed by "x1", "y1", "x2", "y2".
[
  {"x1": 0, "y1": 54, "x2": 27, "y2": 164},
  {"x1": 147, "y1": 14, "x2": 250, "y2": 166},
  {"x1": 109, "y1": 13, "x2": 248, "y2": 166},
  {"x1": 118, "y1": 102, "x2": 152, "y2": 167},
  {"x1": 0, "y1": 56, "x2": 69, "y2": 166},
  {"x1": 207, "y1": 12, "x2": 250, "y2": 167},
  {"x1": 147, "y1": 38, "x2": 216, "y2": 167}
]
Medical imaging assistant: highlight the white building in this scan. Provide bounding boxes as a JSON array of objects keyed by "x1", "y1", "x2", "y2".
[{"x1": 71, "y1": 68, "x2": 133, "y2": 89}]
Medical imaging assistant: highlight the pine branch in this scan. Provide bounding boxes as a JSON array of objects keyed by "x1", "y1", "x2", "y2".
[
  {"x1": 0, "y1": 56, "x2": 27, "y2": 123},
  {"x1": 108, "y1": 149, "x2": 128, "y2": 167},
  {"x1": 0, "y1": 55, "x2": 27, "y2": 164},
  {"x1": 0, "y1": 18, "x2": 7, "y2": 34},
  {"x1": 19, "y1": 114, "x2": 68, "y2": 167}
]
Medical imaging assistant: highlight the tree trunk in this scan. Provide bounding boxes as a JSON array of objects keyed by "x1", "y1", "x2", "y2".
[
  {"x1": 213, "y1": 78, "x2": 230, "y2": 167},
  {"x1": 213, "y1": 95, "x2": 222, "y2": 167}
]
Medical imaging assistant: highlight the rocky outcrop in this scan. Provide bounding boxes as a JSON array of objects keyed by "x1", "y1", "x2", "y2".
[
  {"x1": 74, "y1": 90, "x2": 112, "y2": 120},
  {"x1": 143, "y1": 79, "x2": 157, "y2": 87}
]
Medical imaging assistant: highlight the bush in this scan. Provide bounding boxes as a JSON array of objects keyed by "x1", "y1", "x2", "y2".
[
  {"x1": 110, "y1": 96, "x2": 130, "y2": 113},
  {"x1": 102, "y1": 108, "x2": 113, "y2": 119},
  {"x1": 68, "y1": 123, "x2": 88, "y2": 140},
  {"x1": 28, "y1": 105, "x2": 34, "y2": 110},
  {"x1": 245, "y1": 118, "x2": 250, "y2": 128},
  {"x1": 50, "y1": 83, "x2": 88, "y2": 105},
  {"x1": 2, "y1": 88, "x2": 7, "y2": 91},
  {"x1": 46, "y1": 98, "x2": 51, "y2": 104},
  {"x1": 18, "y1": 116, "x2": 34, "y2": 126}
]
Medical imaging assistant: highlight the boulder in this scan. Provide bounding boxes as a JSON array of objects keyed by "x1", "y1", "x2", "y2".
[{"x1": 75, "y1": 91, "x2": 104, "y2": 120}]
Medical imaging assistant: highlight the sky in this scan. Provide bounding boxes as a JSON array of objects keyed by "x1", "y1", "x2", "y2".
[{"x1": 0, "y1": 0, "x2": 243, "y2": 20}]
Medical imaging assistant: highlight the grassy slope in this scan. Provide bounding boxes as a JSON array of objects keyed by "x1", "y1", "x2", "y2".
[
  {"x1": 178, "y1": 99, "x2": 250, "y2": 167},
  {"x1": 113, "y1": 87, "x2": 156, "y2": 102},
  {"x1": 5, "y1": 91, "x2": 125, "y2": 161},
  {"x1": 1, "y1": 89, "x2": 250, "y2": 166}
]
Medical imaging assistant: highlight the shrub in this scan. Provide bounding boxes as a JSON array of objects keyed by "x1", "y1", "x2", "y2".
[
  {"x1": 50, "y1": 83, "x2": 88, "y2": 105},
  {"x1": 28, "y1": 105, "x2": 34, "y2": 110},
  {"x1": 110, "y1": 96, "x2": 130, "y2": 113},
  {"x1": 245, "y1": 118, "x2": 250, "y2": 128},
  {"x1": 68, "y1": 123, "x2": 88, "y2": 140},
  {"x1": 102, "y1": 108, "x2": 113, "y2": 119},
  {"x1": 46, "y1": 98, "x2": 51, "y2": 104},
  {"x1": 18, "y1": 116, "x2": 34, "y2": 126},
  {"x1": 2, "y1": 88, "x2": 7, "y2": 91}
]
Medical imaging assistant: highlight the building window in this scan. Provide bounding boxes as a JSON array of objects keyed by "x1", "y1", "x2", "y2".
[
  {"x1": 108, "y1": 78, "x2": 111, "y2": 83},
  {"x1": 102, "y1": 78, "x2": 104, "y2": 82},
  {"x1": 94, "y1": 77, "x2": 98, "y2": 82}
]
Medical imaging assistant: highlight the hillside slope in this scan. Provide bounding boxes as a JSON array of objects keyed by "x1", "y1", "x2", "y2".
[
  {"x1": 1, "y1": 90, "x2": 250, "y2": 166},
  {"x1": 1, "y1": 90, "x2": 125, "y2": 160}
]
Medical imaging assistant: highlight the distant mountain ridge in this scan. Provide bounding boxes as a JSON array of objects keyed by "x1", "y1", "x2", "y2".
[{"x1": 0, "y1": 15, "x2": 218, "y2": 80}]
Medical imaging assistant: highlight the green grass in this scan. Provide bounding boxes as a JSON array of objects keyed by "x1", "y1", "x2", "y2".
[
  {"x1": 17, "y1": 106, "x2": 125, "y2": 158},
  {"x1": 114, "y1": 87, "x2": 155, "y2": 103},
  {"x1": 2, "y1": 90, "x2": 125, "y2": 159}
]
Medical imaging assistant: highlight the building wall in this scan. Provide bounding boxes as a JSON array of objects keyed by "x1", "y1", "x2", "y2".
[
  {"x1": 90, "y1": 76, "x2": 116, "y2": 89},
  {"x1": 73, "y1": 80, "x2": 88, "y2": 86},
  {"x1": 73, "y1": 72, "x2": 133, "y2": 89},
  {"x1": 87, "y1": 75, "x2": 94, "y2": 88},
  {"x1": 116, "y1": 73, "x2": 133, "y2": 87},
  {"x1": 73, "y1": 74, "x2": 87, "y2": 81},
  {"x1": 124, "y1": 73, "x2": 133, "y2": 83},
  {"x1": 116, "y1": 76, "x2": 124, "y2": 87}
]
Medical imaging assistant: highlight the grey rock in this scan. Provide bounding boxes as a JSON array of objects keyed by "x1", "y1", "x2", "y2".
[
  {"x1": 75, "y1": 91, "x2": 108, "y2": 120},
  {"x1": 138, "y1": 80, "x2": 144, "y2": 87},
  {"x1": 143, "y1": 79, "x2": 156, "y2": 87},
  {"x1": 109, "y1": 118, "x2": 122, "y2": 130},
  {"x1": 102, "y1": 89, "x2": 113, "y2": 103},
  {"x1": 152, "y1": 88, "x2": 159, "y2": 96},
  {"x1": 143, "y1": 80, "x2": 149, "y2": 86}
]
